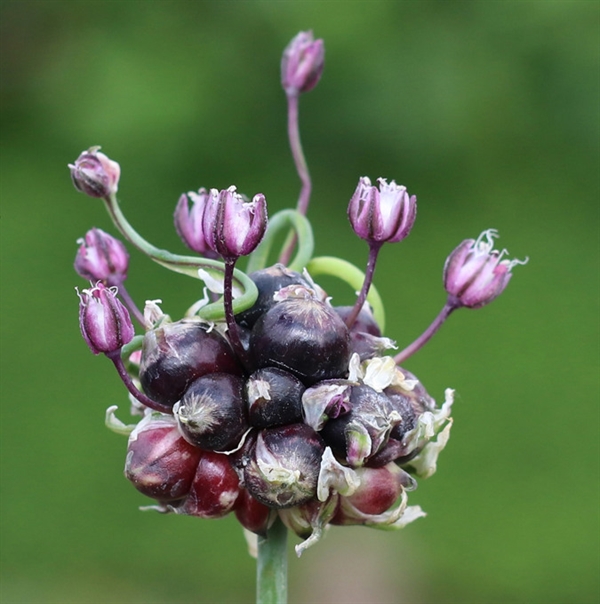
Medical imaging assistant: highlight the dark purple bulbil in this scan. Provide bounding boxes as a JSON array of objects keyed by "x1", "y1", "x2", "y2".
[
  {"x1": 320, "y1": 383, "x2": 401, "y2": 467},
  {"x1": 333, "y1": 305, "x2": 381, "y2": 337},
  {"x1": 249, "y1": 297, "x2": 351, "y2": 385},
  {"x1": 245, "y1": 367, "x2": 305, "y2": 428},
  {"x1": 236, "y1": 264, "x2": 311, "y2": 328},
  {"x1": 139, "y1": 320, "x2": 242, "y2": 407},
  {"x1": 237, "y1": 424, "x2": 325, "y2": 509},
  {"x1": 175, "y1": 373, "x2": 248, "y2": 452},
  {"x1": 333, "y1": 305, "x2": 389, "y2": 361}
]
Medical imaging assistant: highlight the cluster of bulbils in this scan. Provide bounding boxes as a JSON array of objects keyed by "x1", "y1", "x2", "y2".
[{"x1": 71, "y1": 32, "x2": 526, "y2": 556}]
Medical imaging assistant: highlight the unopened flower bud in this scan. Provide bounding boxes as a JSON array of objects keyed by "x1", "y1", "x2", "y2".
[
  {"x1": 177, "y1": 451, "x2": 240, "y2": 518},
  {"x1": 78, "y1": 283, "x2": 134, "y2": 354},
  {"x1": 239, "y1": 424, "x2": 325, "y2": 509},
  {"x1": 174, "y1": 373, "x2": 248, "y2": 452},
  {"x1": 203, "y1": 186, "x2": 268, "y2": 259},
  {"x1": 174, "y1": 189, "x2": 219, "y2": 258},
  {"x1": 444, "y1": 229, "x2": 527, "y2": 309},
  {"x1": 74, "y1": 228, "x2": 129, "y2": 286},
  {"x1": 348, "y1": 177, "x2": 417, "y2": 245},
  {"x1": 281, "y1": 31, "x2": 325, "y2": 95},
  {"x1": 139, "y1": 320, "x2": 242, "y2": 407},
  {"x1": 69, "y1": 147, "x2": 120, "y2": 198},
  {"x1": 124, "y1": 413, "x2": 202, "y2": 501}
]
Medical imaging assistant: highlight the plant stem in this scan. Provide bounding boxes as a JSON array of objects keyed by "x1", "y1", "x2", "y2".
[
  {"x1": 344, "y1": 242, "x2": 382, "y2": 330},
  {"x1": 247, "y1": 209, "x2": 314, "y2": 274},
  {"x1": 256, "y1": 518, "x2": 288, "y2": 604},
  {"x1": 393, "y1": 301, "x2": 457, "y2": 364},
  {"x1": 106, "y1": 349, "x2": 173, "y2": 414},
  {"x1": 117, "y1": 283, "x2": 148, "y2": 328},
  {"x1": 223, "y1": 257, "x2": 249, "y2": 369},
  {"x1": 101, "y1": 193, "x2": 259, "y2": 321},
  {"x1": 279, "y1": 93, "x2": 311, "y2": 266},
  {"x1": 306, "y1": 256, "x2": 386, "y2": 331}
]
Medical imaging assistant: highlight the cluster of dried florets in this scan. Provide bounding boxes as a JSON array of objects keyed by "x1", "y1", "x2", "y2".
[{"x1": 71, "y1": 32, "x2": 525, "y2": 556}]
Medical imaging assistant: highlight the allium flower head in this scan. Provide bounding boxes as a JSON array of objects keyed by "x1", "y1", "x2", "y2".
[
  {"x1": 281, "y1": 31, "x2": 325, "y2": 95},
  {"x1": 69, "y1": 147, "x2": 120, "y2": 198},
  {"x1": 348, "y1": 177, "x2": 417, "y2": 244},
  {"x1": 444, "y1": 229, "x2": 528, "y2": 309},
  {"x1": 68, "y1": 30, "x2": 526, "y2": 567},
  {"x1": 77, "y1": 282, "x2": 134, "y2": 354},
  {"x1": 74, "y1": 228, "x2": 129, "y2": 286}
]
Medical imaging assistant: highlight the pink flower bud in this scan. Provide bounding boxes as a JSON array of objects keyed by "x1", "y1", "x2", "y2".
[
  {"x1": 204, "y1": 186, "x2": 268, "y2": 259},
  {"x1": 281, "y1": 31, "x2": 325, "y2": 95},
  {"x1": 173, "y1": 189, "x2": 219, "y2": 258},
  {"x1": 348, "y1": 177, "x2": 417, "y2": 245},
  {"x1": 74, "y1": 228, "x2": 129, "y2": 286},
  {"x1": 444, "y1": 229, "x2": 528, "y2": 309},
  {"x1": 68, "y1": 147, "x2": 120, "y2": 198},
  {"x1": 77, "y1": 283, "x2": 134, "y2": 354}
]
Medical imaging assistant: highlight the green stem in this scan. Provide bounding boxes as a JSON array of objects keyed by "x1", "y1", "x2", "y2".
[
  {"x1": 256, "y1": 518, "x2": 288, "y2": 604},
  {"x1": 307, "y1": 256, "x2": 386, "y2": 332},
  {"x1": 101, "y1": 193, "x2": 258, "y2": 321},
  {"x1": 246, "y1": 209, "x2": 314, "y2": 274}
]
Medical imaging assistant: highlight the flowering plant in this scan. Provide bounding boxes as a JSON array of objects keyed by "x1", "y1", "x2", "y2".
[{"x1": 70, "y1": 31, "x2": 526, "y2": 603}]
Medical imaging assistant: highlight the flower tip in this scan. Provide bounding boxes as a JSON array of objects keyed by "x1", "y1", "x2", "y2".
[
  {"x1": 69, "y1": 147, "x2": 120, "y2": 198},
  {"x1": 444, "y1": 229, "x2": 527, "y2": 309},
  {"x1": 74, "y1": 227, "x2": 129, "y2": 286},
  {"x1": 348, "y1": 176, "x2": 416, "y2": 244},
  {"x1": 281, "y1": 30, "x2": 325, "y2": 95},
  {"x1": 78, "y1": 282, "x2": 134, "y2": 354}
]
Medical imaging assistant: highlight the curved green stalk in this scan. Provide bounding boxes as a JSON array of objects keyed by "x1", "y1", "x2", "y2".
[
  {"x1": 101, "y1": 193, "x2": 257, "y2": 321},
  {"x1": 307, "y1": 256, "x2": 386, "y2": 332},
  {"x1": 256, "y1": 518, "x2": 288, "y2": 604},
  {"x1": 246, "y1": 209, "x2": 314, "y2": 274}
]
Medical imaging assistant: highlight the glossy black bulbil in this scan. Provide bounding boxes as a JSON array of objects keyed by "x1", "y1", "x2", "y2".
[
  {"x1": 245, "y1": 367, "x2": 305, "y2": 428},
  {"x1": 236, "y1": 264, "x2": 311, "y2": 328},
  {"x1": 249, "y1": 297, "x2": 351, "y2": 385},
  {"x1": 139, "y1": 320, "x2": 242, "y2": 407},
  {"x1": 175, "y1": 373, "x2": 248, "y2": 452}
]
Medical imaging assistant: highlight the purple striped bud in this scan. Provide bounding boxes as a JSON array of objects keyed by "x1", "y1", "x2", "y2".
[
  {"x1": 174, "y1": 189, "x2": 219, "y2": 258},
  {"x1": 69, "y1": 147, "x2": 120, "y2": 198},
  {"x1": 348, "y1": 177, "x2": 417, "y2": 244},
  {"x1": 74, "y1": 228, "x2": 129, "y2": 286},
  {"x1": 281, "y1": 31, "x2": 325, "y2": 96},
  {"x1": 444, "y1": 229, "x2": 528, "y2": 309},
  {"x1": 77, "y1": 283, "x2": 134, "y2": 355},
  {"x1": 203, "y1": 186, "x2": 268, "y2": 259}
]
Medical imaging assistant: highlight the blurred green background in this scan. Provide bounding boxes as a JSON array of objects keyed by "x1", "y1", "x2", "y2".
[{"x1": 1, "y1": 1, "x2": 598, "y2": 603}]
